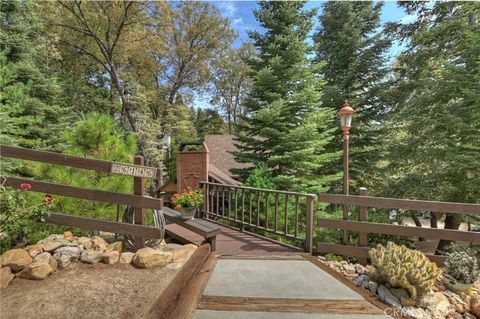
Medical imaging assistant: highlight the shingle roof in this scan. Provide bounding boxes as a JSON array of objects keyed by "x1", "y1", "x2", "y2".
[{"x1": 204, "y1": 134, "x2": 252, "y2": 179}]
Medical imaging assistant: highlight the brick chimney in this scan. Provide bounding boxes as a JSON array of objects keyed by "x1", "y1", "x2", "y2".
[{"x1": 176, "y1": 142, "x2": 209, "y2": 193}]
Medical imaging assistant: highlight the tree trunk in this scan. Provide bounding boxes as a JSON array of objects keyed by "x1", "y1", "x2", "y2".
[{"x1": 436, "y1": 213, "x2": 463, "y2": 253}]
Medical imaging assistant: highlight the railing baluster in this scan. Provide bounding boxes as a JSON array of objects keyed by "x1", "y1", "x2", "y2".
[
  {"x1": 222, "y1": 186, "x2": 226, "y2": 217},
  {"x1": 284, "y1": 194, "x2": 289, "y2": 235},
  {"x1": 234, "y1": 188, "x2": 238, "y2": 221},
  {"x1": 256, "y1": 191, "x2": 261, "y2": 228},
  {"x1": 265, "y1": 193, "x2": 270, "y2": 230},
  {"x1": 216, "y1": 185, "x2": 219, "y2": 217},
  {"x1": 241, "y1": 189, "x2": 245, "y2": 231},
  {"x1": 295, "y1": 195, "x2": 299, "y2": 238},
  {"x1": 275, "y1": 193, "x2": 279, "y2": 232},
  {"x1": 249, "y1": 191, "x2": 253, "y2": 225}
]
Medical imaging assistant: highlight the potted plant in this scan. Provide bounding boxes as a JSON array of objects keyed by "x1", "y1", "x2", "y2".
[{"x1": 171, "y1": 190, "x2": 203, "y2": 220}]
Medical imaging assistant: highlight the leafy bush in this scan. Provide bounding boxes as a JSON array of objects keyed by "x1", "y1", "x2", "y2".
[
  {"x1": 324, "y1": 253, "x2": 343, "y2": 262},
  {"x1": 0, "y1": 184, "x2": 53, "y2": 252},
  {"x1": 369, "y1": 242, "x2": 441, "y2": 299},
  {"x1": 171, "y1": 190, "x2": 204, "y2": 208},
  {"x1": 444, "y1": 251, "x2": 479, "y2": 284}
]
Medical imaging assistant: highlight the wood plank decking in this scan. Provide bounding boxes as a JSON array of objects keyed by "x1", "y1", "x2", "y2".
[{"x1": 165, "y1": 222, "x2": 304, "y2": 256}]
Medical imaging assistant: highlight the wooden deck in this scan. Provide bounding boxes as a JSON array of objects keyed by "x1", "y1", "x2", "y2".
[{"x1": 165, "y1": 221, "x2": 304, "y2": 256}]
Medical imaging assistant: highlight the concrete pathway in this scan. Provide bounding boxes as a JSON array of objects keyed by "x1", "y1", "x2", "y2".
[{"x1": 192, "y1": 258, "x2": 392, "y2": 319}]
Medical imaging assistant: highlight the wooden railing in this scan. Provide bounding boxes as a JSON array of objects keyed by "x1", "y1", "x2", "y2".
[
  {"x1": 199, "y1": 181, "x2": 315, "y2": 253},
  {"x1": 1, "y1": 144, "x2": 164, "y2": 250},
  {"x1": 316, "y1": 187, "x2": 480, "y2": 265}
]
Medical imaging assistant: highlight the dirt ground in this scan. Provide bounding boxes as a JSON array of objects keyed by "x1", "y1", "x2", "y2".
[{"x1": 0, "y1": 261, "x2": 181, "y2": 319}]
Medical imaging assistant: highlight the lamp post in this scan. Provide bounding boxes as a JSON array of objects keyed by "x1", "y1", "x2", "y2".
[{"x1": 337, "y1": 100, "x2": 355, "y2": 244}]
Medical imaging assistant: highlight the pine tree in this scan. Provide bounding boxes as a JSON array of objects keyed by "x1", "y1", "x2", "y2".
[
  {"x1": 383, "y1": 2, "x2": 480, "y2": 249},
  {"x1": 0, "y1": 0, "x2": 70, "y2": 152},
  {"x1": 234, "y1": 1, "x2": 340, "y2": 193},
  {"x1": 313, "y1": 1, "x2": 391, "y2": 191}
]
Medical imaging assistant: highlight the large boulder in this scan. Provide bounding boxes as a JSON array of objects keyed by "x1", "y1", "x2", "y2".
[
  {"x1": 91, "y1": 236, "x2": 108, "y2": 251},
  {"x1": 377, "y1": 285, "x2": 401, "y2": 308},
  {"x1": 57, "y1": 253, "x2": 79, "y2": 269},
  {"x1": 172, "y1": 244, "x2": 197, "y2": 262},
  {"x1": 17, "y1": 261, "x2": 53, "y2": 280},
  {"x1": 1, "y1": 267, "x2": 14, "y2": 289},
  {"x1": 1, "y1": 249, "x2": 32, "y2": 272},
  {"x1": 54, "y1": 246, "x2": 81, "y2": 256},
  {"x1": 42, "y1": 241, "x2": 65, "y2": 252},
  {"x1": 119, "y1": 252, "x2": 134, "y2": 264},
  {"x1": 26, "y1": 244, "x2": 43, "y2": 258},
  {"x1": 132, "y1": 248, "x2": 170, "y2": 269},
  {"x1": 418, "y1": 292, "x2": 450, "y2": 319},
  {"x1": 80, "y1": 250, "x2": 103, "y2": 264}
]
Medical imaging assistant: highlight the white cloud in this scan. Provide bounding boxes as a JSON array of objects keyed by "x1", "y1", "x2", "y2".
[{"x1": 218, "y1": 1, "x2": 236, "y2": 18}]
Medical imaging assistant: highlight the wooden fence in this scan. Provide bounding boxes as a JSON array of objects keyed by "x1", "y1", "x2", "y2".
[
  {"x1": 200, "y1": 181, "x2": 315, "y2": 253},
  {"x1": 316, "y1": 187, "x2": 480, "y2": 265},
  {"x1": 1, "y1": 144, "x2": 163, "y2": 250}
]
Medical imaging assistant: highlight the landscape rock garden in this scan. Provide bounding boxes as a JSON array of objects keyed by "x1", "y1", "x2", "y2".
[
  {"x1": 319, "y1": 242, "x2": 480, "y2": 319},
  {"x1": 0, "y1": 231, "x2": 197, "y2": 289}
]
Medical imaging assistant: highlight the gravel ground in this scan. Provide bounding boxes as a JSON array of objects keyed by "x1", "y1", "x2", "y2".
[{"x1": 0, "y1": 261, "x2": 182, "y2": 319}]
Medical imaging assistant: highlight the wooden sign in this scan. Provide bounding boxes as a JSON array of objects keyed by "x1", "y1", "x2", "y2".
[{"x1": 110, "y1": 163, "x2": 156, "y2": 179}]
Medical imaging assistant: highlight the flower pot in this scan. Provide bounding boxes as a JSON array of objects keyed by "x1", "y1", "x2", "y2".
[{"x1": 179, "y1": 207, "x2": 197, "y2": 220}]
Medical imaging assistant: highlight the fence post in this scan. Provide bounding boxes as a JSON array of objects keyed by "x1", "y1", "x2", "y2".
[
  {"x1": 358, "y1": 187, "x2": 368, "y2": 265},
  {"x1": 305, "y1": 195, "x2": 314, "y2": 253},
  {"x1": 134, "y1": 155, "x2": 145, "y2": 251}
]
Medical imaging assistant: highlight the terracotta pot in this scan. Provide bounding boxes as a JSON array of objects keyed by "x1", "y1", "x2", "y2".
[{"x1": 179, "y1": 207, "x2": 197, "y2": 220}]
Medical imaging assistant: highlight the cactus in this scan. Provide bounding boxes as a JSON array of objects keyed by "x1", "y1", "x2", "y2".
[
  {"x1": 444, "y1": 251, "x2": 479, "y2": 284},
  {"x1": 368, "y1": 242, "x2": 441, "y2": 299}
]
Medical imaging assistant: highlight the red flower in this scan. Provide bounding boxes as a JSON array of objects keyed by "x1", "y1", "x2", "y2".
[
  {"x1": 44, "y1": 194, "x2": 54, "y2": 205},
  {"x1": 20, "y1": 183, "x2": 32, "y2": 190}
]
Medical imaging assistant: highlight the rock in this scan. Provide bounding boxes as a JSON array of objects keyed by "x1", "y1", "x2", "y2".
[
  {"x1": 172, "y1": 244, "x2": 197, "y2": 262},
  {"x1": 26, "y1": 244, "x2": 43, "y2": 258},
  {"x1": 91, "y1": 236, "x2": 108, "y2": 251},
  {"x1": 378, "y1": 285, "x2": 401, "y2": 308},
  {"x1": 343, "y1": 263, "x2": 356, "y2": 274},
  {"x1": 402, "y1": 306, "x2": 430, "y2": 319},
  {"x1": 106, "y1": 241, "x2": 122, "y2": 253},
  {"x1": 418, "y1": 292, "x2": 451, "y2": 319},
  {"x1": 42, "y1": 234, "x2": 64, "y2": 242},
  {"x1": 33, "y1": 252, "x2": 52, "y2": 263},
  {"x1": 17, "y1": 261, "x2": 53, "y2": 280},
  {"x1": 451, "y1": 312, "x2": 463, "y2": 319},
  {"x1": 80, "y1": 250, "x2": 103, "y2": 264},
  {"x1": 132, "y1": 248, "x2": 170, "y2": 269},
  {"x1": 63, "y1": 231, "x2": 73, "y2": 240},
  {"x1": 1, "y1": 267, "x2": 14, "y2": 289},
  {"x1": 102, "y1": 251, "x2": 119, "y2": 264},
  {"x1": 119, "y1": 252, "x2": 134, "y2": 264},
  {"x1": 361, "y1": 280, "x2": 369, "y2": 289},
  {"x1": 464, "y1": 313, "x2": 476, "y2": 319},
  {"x1": 58, "y1": 253, "x2": 78, "y2": 269},
  {"x1": 77, "y1": 237, "x2": 92, "y2": 250},
  {"x1": 317, "y1": 256, "x2": 326, "y2": 261},
  {"x1": 470, "y1": 295, "x2": 480, "y2": 318},
  {"x1": 368, "y1": 281, "x2": 378, "y2": 294},
  {"x1": 0, "y1": 249, "x2": 32, "y2": 272},
  {"x1": 353, "y1": 274, "x2": 368, "y2": 287},
  {"x1": 54, "y1": 246, "x2": 81, "y2": 256},
  {"x1": 390, "y1": 288, "x2": 416, "y2": 306},
  {"x1": 42, "y1": 241, "x2": 65, "y2": 252},
  {"x1": 354, "y1": 263, "x2": 365, "y2": 274},
  {"x1": 49, "y1": 259, "x2": 58, "y2": 272}
]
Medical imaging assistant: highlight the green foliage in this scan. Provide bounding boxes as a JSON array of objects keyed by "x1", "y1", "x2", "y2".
[
  {"x1": 0, "y1": 186, "x2": 53, "y2": 252},
  {"x1": 324, "y1": 253, "x2": 343, "y2": 262},
  {"x1": 245, "y1": 163, "x2": 276, "y2": 190},
  {"x1": 313, "y1": 1, "x2": 391, "y2": 191},
  {"x1": 194, "y1": 108, "x2": 227, "y2": 139},
  {"x1": 442, "y1": 243, "x2": 480, "y2": 261},
  {"x1": 234, "y1": 1, "x2": 341, "y2": 194},
  {"x1": 369, "y1": 242, "x2": 441, "y2": 299},
  {"x1": 35, "y1": 113, "x2": 137, "y2": 220},
  {"x1": 444, "y1": 251, "x2": 479, "y2": 284},
  {"x1": 171, "y1": 190, "x2": 203, "y2": 209}
]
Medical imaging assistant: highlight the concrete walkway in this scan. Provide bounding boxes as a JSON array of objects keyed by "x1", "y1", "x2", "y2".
[{"x1": 192, "y1": 258, "x2": 392, "y2": 319}]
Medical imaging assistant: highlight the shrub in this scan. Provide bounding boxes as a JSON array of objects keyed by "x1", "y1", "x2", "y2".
[
  {"x1": 0, "y1": 184, "x2": 53, "y2": 251},
  {"x1": 324, "y1": 253, "x2": 343, "y2": 262},
  {"x1": 369, "y1": 242, "x2": 441, "y2": 299},
  {"x1": 444, "y1": 251, "x2": 479, "y2": 284}
]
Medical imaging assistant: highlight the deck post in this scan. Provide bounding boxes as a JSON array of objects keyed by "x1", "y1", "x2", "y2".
[
  {"x1": 358, "y1": 187, "x2": 368, "y2": 265},
  {"x1": 134, "y1": 155, "x2": 145, "y2": 251},
  {"x1": 305, "y1": 195, "x2": 315, "y2": 253}
]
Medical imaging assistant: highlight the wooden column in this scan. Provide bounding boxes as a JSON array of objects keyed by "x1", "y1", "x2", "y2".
[
  {"x1": 358, "y1": 187, "x2": 368, "y2": 265},
  {"x1": 305, "y1": 195, "x2": 315, "y2": 253},
  {"x1": 134, "y1": 155, "x2": 145, "y2": 251}
]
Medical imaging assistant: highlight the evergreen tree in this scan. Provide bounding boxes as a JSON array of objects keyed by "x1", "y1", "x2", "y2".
[
  {"x1": 234, "y1": 1, "x2": 340, "y2": 193},
  {"x1": 313, "y1": 1, "x2": 391, "y2": 191},
  {"x1": 0, "y1": 0, "x2": 70, "y2": 151},
  {"x1": 194, "y1": 108, "x2": 228, "y2": 139},
  {"x1": 383, "y1": 2, "x2": 480, "y2": 249}
]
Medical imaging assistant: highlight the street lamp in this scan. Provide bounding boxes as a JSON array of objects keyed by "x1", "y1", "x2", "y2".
[{"x1": 337, "y1": 100, "x2": 355, "y2": 244}]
